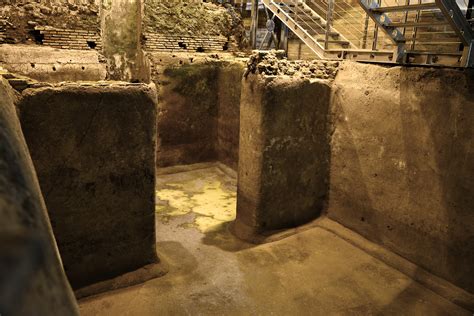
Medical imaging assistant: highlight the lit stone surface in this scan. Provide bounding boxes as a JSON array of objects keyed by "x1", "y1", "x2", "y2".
[{"x1": 156, "y1": 163, "x2": 237, "y2": 233}]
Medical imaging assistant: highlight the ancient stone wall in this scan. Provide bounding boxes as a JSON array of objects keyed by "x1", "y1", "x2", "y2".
[
  {"x1": 0, "y1": 44, "x2": 107, "y2": 82},
  {"x1": 150, "y1": 54, "x2": 244, "y2": 169},
  {"x1": 17, "y1": 82, "x2": 158, "y2": 289},
  {"x1": 235, "y1": 54, "x2": 334, "y2": 237},
  {"x1": 0, "y1": 0, "x2": 100, "y2": 44},
  {"x1": 328, "y1": 62, "x2": 474, "y2": 294},
  {"x1": 231, "y1": 55, "x2": 474, "y2": 299},
  {"x1": 217, "y1": 62, "x2": 244, "y2": 169},
  {"x1": 143, "y1": 0, "x2": 245, "y2": 52},
  {"x1": 0, "y1": 77, "x2": 79, "y2": 315},
  {"x1": 154, "y1": 57, "x2": 220, "y2": 167}
]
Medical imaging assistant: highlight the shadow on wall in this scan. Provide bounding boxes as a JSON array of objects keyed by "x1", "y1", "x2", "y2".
[
  {"x1": 399, "y1": 68, "x2": 474, "y2": 293},
  {"x1": 328, "y1": 62, "x2": 474, "y2": 295},
  {"x1": 17, "y1": 84, "x2": 158, "y2": 290},
  {"x1": 157, "y1": 64, "x2": 219, "y2": 167},
  {"x1": 155, "y1": 60, "x2": 245, "y2": 169}
]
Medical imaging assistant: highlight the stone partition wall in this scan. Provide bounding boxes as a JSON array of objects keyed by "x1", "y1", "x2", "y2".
[
  {"x1": 0, "y1": 78, "x2": 79, "y2": 315},
  {"x1": 217, "y1": 62, "x2": 245, "y2": 169},
  {"x1": 235, "y1": 74, "x2": 332, "y2": 237},
  {"x1": 151, "y1": 54, "x2": 244, "y2": 169},
  {"x1": 156, "y1": 60, "x2": 219, "y2": 167},
  {"x1": 328, "y1": 62, "x2": 474, "y2": 294},
  {"x1": 17, "y1": 82, "x2": 158, "y2": 289}
]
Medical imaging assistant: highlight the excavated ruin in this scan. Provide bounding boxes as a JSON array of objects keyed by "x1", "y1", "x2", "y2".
[{"x1": 0, "y1": 1, "x2": 473, "y2": 315}]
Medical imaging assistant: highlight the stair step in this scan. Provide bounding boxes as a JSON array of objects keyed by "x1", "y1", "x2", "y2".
[
  {"x1": 371, "y1": 3, "x2": 439, "y2": 13},
  {"x1": 316, "y1": 38, "x2": 350, "y2": 46},
  {"x1": 387, "y1": 21, "x2": 449, "y2": 28}
]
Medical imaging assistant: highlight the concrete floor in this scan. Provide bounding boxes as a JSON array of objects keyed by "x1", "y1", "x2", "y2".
[{"x1": 79, "y1": 163, "x2": 469, "y2": 315}]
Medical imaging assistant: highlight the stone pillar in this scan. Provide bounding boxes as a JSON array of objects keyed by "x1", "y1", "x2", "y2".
[
  {"x1": 101, "y1": 0, "x2": 150, "y2": 82},
  {"x1": 235, "y1": 74, "x2": 332, "y2": 239}
]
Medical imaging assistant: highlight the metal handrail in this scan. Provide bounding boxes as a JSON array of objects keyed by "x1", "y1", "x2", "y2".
[{"x1": 263, "y1": 0, "x2": 328, "y2": 55}]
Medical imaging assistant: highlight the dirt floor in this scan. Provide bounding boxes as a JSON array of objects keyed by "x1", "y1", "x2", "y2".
[{"x1": 78, "y1": 163, "x2": 469, "y2": 315}]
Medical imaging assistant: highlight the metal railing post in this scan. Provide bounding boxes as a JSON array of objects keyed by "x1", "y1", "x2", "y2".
[
  {"x1": 362, "y1": 13, "x2": 370, "y2": 48},
  {"x1": 411, "y1": 0, "x2": 422, "y2": 50},
  {"x1": 371, "y1": 0, "x2": 382, "y2": 50},
  {"x1": 325, "y1": 0, "x2": 334, "y2": 50},
  {"x1": 250, "y1": 0, "x2": 259, "y2": 49}
]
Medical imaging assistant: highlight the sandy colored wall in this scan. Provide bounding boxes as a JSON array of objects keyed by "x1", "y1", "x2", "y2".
[
  {"x1": 152, "y1": 56, "x2": 243, "y2": 169},
  {"x1": 0, "y1": 44, "x2": 107, "y2": 83},
  {"x1": 17, "y1": 83, "x2": 158, "y2": 289},
  {"x1": 0, "y1": 78, "x2": 79, "y2": 315},
  {"x1": 236, "y1": 74, "x2": 332, "y2": 237},
  {"x1": 156, "y1": 61, "x2": 219, "y2": 167},
  {"x1": 217, "y1": 61, "x2": 245, "y2": 169},
  {"x1": 328, "y1": 62, "x2": 474, "y2": 294}
]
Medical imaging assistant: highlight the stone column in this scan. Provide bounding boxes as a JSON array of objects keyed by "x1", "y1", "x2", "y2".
[{"x1": 101, "y1": 0, "x2": 150, "y2": 82}]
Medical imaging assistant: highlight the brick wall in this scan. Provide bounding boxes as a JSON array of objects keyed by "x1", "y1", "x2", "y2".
[
  {"x1": 144, "y1": 33, "x2": 233, "y2": 53},
  {"x1": 36, "y1": 27, "x2": 101, "y2": 51}
]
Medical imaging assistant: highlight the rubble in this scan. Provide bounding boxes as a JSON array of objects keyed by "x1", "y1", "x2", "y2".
[{"x1": 245, "y1": 50, "x2": 340, "y2": 80}]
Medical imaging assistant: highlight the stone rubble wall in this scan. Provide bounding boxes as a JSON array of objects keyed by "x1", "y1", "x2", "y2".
[
  {"x1": 0, "y1": 0, "x2": 100, "y2": 44},
  {"x1": 245, "y1": 50, "x2": 339, "y2": 79}
]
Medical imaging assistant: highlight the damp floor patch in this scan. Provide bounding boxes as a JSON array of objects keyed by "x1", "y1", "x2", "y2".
[{"x1": 156, "y1": 163, "x2": 237, "y2": 233}]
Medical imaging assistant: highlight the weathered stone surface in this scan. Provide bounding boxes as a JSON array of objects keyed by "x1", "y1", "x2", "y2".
[
  {"x1": 245, "y1": 50, "x2": 339, "y2": 80},
  {"x1": 156, "y1": 62, "x2": 219, "y2": 167},
  {"x1": 329, "y1": 61, "x2": 474, "y2": 294},
  {"x1": 17, "y1": 83, "x2": 158, "y2": 289},
  {"x1": 154, "y1": 57, "x2": 244, "y2": 169},
  {"x1": 217, "y1": 61, "x2": 245, "y2": 170},
  {"x1": 0, "y1": 0, "x2": 100, "y2": 44},
  {"x1": 143, "y1": 0, "x2": 244, "y2": 39},
  {"x1": 0, "y1": 44, "x2": 107, "y2": 82},
  {"x1": 0, "y1": 78, "x2": 79, "y2": 315},
  {"x1": 236, "y1": 74, "x2": 331, "y2": 237},
  {"x1": 101, "y1": 0, "x2": 149, "y2": 82}
]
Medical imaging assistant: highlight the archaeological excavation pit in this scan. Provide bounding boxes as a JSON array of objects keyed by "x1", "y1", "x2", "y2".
[{"x1": 0, "y1": 1, "x2": 473, "y2": 315}]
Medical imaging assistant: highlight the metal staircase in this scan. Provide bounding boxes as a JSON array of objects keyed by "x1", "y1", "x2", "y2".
[
  {"x1": 359, "y1": 0, "x2": 474, "y2": 66},
  {"x1": 260, "y1": 0, "x2": 358, "y2": 58},
  {"x1": 255, "y1": 0, "x2": 474, "y2": 66}
]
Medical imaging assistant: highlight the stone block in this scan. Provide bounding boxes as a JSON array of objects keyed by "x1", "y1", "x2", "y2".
[{"x1": 18, "y1": 83, "x2": 158, "y2": 289}]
